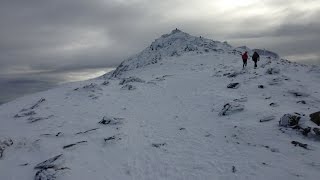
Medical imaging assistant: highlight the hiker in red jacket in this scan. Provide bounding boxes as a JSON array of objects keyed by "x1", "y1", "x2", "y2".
[{"x1": 242, "y1": 51, "x2": 248, "y2": 68}]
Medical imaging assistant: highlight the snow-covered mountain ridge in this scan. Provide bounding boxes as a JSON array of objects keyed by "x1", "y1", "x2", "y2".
[{"x1": 1, "y1": 30, "x2": 320, "y2": 180}]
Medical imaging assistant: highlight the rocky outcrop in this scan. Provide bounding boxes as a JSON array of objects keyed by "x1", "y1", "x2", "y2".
[{"x1": 310, "y1": 111, "x2": 320, "y2": 126}]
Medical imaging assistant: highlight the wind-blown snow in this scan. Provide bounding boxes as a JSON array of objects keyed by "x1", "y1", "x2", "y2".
[{"x1": 1, "y1": 29, "x2": 320, "y2": 180}]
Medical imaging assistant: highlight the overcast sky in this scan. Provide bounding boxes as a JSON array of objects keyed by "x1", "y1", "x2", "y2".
[{"x1": 0, "y1": 0, "x2": 320, "y2": 103}]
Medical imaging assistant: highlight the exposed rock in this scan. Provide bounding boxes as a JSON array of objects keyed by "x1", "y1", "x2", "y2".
[
  {"x1": 34, "y1": 169, "x2": 56, "y2": 180},
  {"x1": 288, "y1": 90, "x2": 309, "y2": 97},
  {"x1": 310, "y1": 111, "x2": 320, "y2": 126},
  {"x1": 279, "y1": 114, "x2": 300, "y2": 127},
  {"x1": 0, "y1": 138, "x2": 13, "y2": 159},
  {"x1": 75, "y1": 128, "x2": 99, "y2": 135},
  {"x1": 63, "y1": 141, "x2": 87, "y2": 149},
  {"x1": 14, "y1": 110, "x2": 36, "y2": 118},
  {"x1": 291, "y1": 141, "x2": 308, "y2": 149},
  {"x1": 313, "y1": 127, "x2": 320, "y2": 136},
  {"x1": 104, "y1": 135, "x2": 122, "y2": 142},
  {"x1": 269, "y1": 103, "x2": 279, "y2": 107},
  {"x1": 101, "y1": 81, "x2": 109, "y2": 86},
  {"x1": 266, "y1": 67, "x2": 280, "y2": 74},
  {"x1": 34, "y1": 154, "x2": 63, "y2": 170},
  {"x1": 152, "y1": 143, "x2": 167, "y2": 148},
  {"x1": 227, "y1": 83, "x2": 240, "y2": 89},
  {"x1": 121, "y1": 84, "x2": 136, "y2": 90},
  {"x1": 268, "y1": 78, "x2": 282, "y2": 85},
  {"x1": 29, "y1": 98, "x2": 46, "y2": 110},
  {"x1": 233, "y1": 97, "x2": 248, "y2": 102},
  {"x1": 258, "y1": 85, "x2": 264, "y2": 89},
  {"x1": 99, "y1": 116, "x2": 123, "y2": 125},
  {"x1": 297, "y1": 100, "x2": 306, "y2": 104},
  {"x1": 219, "y1": 103, "x2": 245, "y2": 116},
  {"x1": 259, "y1": 116, "x2": 276, "y2": 122},
  {"x1": 27, "y1": 115, "x2": 54, "y2": 123},
  {"x1": 119, "y1": 76, "x2": 145, "y2": 85}
]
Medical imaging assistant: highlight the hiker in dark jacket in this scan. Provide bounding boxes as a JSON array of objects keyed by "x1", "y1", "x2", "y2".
[
  {"x1": 242, "y1": 51, "x2": 248, "y2": 68},
  {"x1": 252, "y1": 51, "x2": 260, "y2": 68}
]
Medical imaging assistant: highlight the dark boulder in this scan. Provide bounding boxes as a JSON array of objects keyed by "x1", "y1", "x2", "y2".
[
  {"x1": 310, "y1": 111, "x2": 320, "y2": 126},
  {"x1": 227, "y1": 83, "x2": 240, "y2": 89}
]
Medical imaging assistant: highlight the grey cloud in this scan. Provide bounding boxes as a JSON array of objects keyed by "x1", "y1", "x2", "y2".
[{"x1": 1, "y1": 0, "x2": 320, "y2": 75}]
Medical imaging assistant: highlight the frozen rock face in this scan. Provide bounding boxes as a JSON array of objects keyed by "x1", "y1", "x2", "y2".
[{"x1": 110, "y1": 29, "x2": 233, "y2": 78}]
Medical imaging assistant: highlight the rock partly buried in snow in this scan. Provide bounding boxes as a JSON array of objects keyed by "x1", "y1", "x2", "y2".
[
  {"x1": 0, "y1": 138, "x2": 13, "y2": 159},
  {"x1": 268, "y1": 78, "x2": 283, "y2": 86},
  {"x1": 119, "y1": 76, "x2": 145, "y2": 85},
  {"x1": 259, "y1": 116, "x2": 276, "y2": 122},
  {"x1": 14, "y1": 110, "x2": 36, "y2": 118},
  {"x1": 99, "y1": 116, "x2": 124, "y2": 125},
  {"x1": 279, "y1": 114, "x2": 301, "y2": 127},
  {"x1": 34, "y1": 154, "x2": 63, "y2": 170},
  {"x1": 313, "y1": 127, "x2": 320, "y2": 136},
  {"x1": 258, "y1": 85, "x2": 264, "y2": 89},
  {"x1": 121, "y1": 84, "x2": 136, "y2": 90},
  {"x1": 227, "y1": 83, "x2": 240, "y2": 89},
  {"x1": 310, "y1": 111, "x2": 320, "y2": 126},
  {"x1": 288, "y1": 90, "x2": 309, "y2": 97},
  {"x1": 219, "y1": 103, "x2": 245, "y2": 116},
  {"x1": 34, "y1": 169, "x2": 56, "y2": 180},
  {"x1": 233, "y1": 97, "x2": 247, "y2": 102},
  {"x1": 266, "y1": 67, "x2": 280, "y2": 75}
]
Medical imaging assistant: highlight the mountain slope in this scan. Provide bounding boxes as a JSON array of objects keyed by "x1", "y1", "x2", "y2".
[{"x1": 1, "y1": 30, "x2": 320, "y2": 180}]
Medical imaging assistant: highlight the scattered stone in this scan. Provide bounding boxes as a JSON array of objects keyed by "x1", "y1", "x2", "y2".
[
  {"x1": 121, "y1": 84, "x2": 136, "y2": 90},
  {"x1": 179, "y1": 128, "x2": 186, "y2": 131},
  {"x1": 266, "y1": 67, "x2": 280, "y2": 74},
  {"x1": 310, "y1": 111, "x2": 320, "y2": 126},
  {"x1": 101, "y1": 81, "x2": 109, "y2": 86},
  {"x1": 19, "y1": 163, "x2": 29, "y2": 166},
  {"x1": 63, "y1": 141, "x2": 87, "y2": 149},
  {"x1": 34, "y1": 154, "x2": 63, "y2": 170},
  {"x1": 269, "y1": 103, "x2": 279, "y2": 107},
  {"x1": 233, "y1": 97, "x2": 247, "y2": 102},
  {"x1": 219, "y1": 103, "x2": 245, "y2": 116},
  {"x1": 227, "y1": 83, "x2": 240, "y2": 89},
  {"x1": 55, "y1": 132, "x2": 63, "y2": 137},
  {"x1": 291, "y1": 141, "x2": 308, "y2": 149},
  {"x1": 265, "y1": 97, "x2": 271, "y2": 100},
  {"x1": 297, "y1": 100, "x2": 306, "y2": 104},
  {"x1": 259, "y1": 116, "x2": 276, "y2": 123},
  {"x1": 75, "y1": 128, "x2": 99, "y2": 135},
  {"x1": 119, "y1": 77, "x2": 145, "y2": 85},
  {"x1": 279, "y1": 114, "x2": 300, "y2": 127},
  {"x1": 288, "y1": 90, "x2": 309, "y2": 97},
  {"x1": 152, "y1": 143, "x2": 167, "y2": 148},
  {"x1": 99, "y1": 116, "x2": 123, "y2": 125},
  {"x1": 258, "y1": 85, "x2": 264, "y2": 89}
]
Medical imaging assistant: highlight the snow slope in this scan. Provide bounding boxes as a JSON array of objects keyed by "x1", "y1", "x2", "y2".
[{"x1": 1, "y1": 30, "x2": 320, "y2": 180}]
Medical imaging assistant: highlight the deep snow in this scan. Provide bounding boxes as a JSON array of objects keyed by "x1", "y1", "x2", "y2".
[{"x1": 1, "y1": 29, "x2": 320, "y2": 180}]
